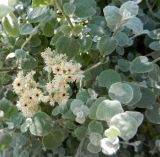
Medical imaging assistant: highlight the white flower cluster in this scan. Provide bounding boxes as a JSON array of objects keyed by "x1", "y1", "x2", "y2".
[
  {"x1": 12, "y1": 71, "x2": 47, "y2": 117},
  {"x1": 41, "y1": 48, "x2": 84, "y2": 106},
  {"x1": 12, "y1": 48, "x2": 84, "y2": 117}
]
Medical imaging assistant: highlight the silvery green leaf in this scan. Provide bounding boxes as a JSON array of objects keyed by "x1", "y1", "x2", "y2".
[
  {"x1": 63, "y1": 2, "x2": 76, "y2": 16},
  {"x1": 70, "y1": 99, "x2": 84, "y2": 114},
  {"x1": 97, "y1": 36, "x2": 116, "y2": 55},
  {"x1": 88, "y1": 120, "x2": 103, "y2": 134},
  {"x1": 114, "y1": 32, "x2": 130, "y2": 47},
  {"x1": 29, "y1": 112, "x2": 52, "y2": 136},
  {"x1": 125, "y1": 111, "x2": 144, "y2": 127},
  {"x1": 21, "y1": 122, "x2": 29, "y2": 133},
  {"x1": 89, "y1": 132, "x2": 102, "y2": 146},
  {"x1": 73, "y1": 0, "x2": 96, "y2": 18},
  {"x1": 126, "y1": 83, "x2": 142, "y2": 106},
  {"x1": 28, "y1": 6, "x2": 51, "y2": 23},
  {"x1": 130, "y1": 56, "x2": 154, "y2": 73},
  {"x1": 74, "y1": 126, "x2": 87, "y2": 140},
  {"x1": 148, "y1": 64, "x2": 160, "y2": 82},
  {"x1": 0, "y1": 129, "x2": 12, "y2": 147},
  {"x1": 134, "y1": 87, "x2": 155, "y2": 109},
  {"x1": 75, "y1": 112, "x2": 86, "y2": 124},
  {"x1": 0, "y1": 5, "x2": 13, "y2": 18},
  {"x1": 96, "y1": 99, "x2": 124, "y2": 121},
  {"x1": 98, "y1": 69, "x2": 121, "y2": 88},
  {"x1": 109, "y1": 82, "x2": 134, "y2": 104},
  {"x1": 20, "y1": 23, "x2": 35, "y2": 35},
  {"x1": 148, "y1": 29, "x2": 160, "y2": 40},
  {"x1": 103, "y1": 6, "x2": 121, "y2": 27},
  {"x1": 56, "y1": 36, "x2": 81, "y2": 58},
  {"x1": 125, "y1": 17, "x2": 143, "y2": 34},
  {"x1": 118, "y1": 59, "x2": 130, "y2": 72},
  {"x1": 149, "y1": 41, "x2": 160, "y2": 51},
  {"x1": 89, "y1": 97, "x2": 106, "y2": 120},
  {"x1": 87, "y1": 142, "x2": 101, "y2": 154},
  {"x1": 145, "y1": 103, "x2": 160, "y2": 124},
  {"x1": 119, "y1": 1, "x2": 139, "y2": 17},
  {"x1": 76, "y1": 90, "x2": 90, "y2": 103},
  {"x1": 42, "y1": 130, "x2": 64, "y2": 150},
  {"x1": 110, "y1": 112, "x2": 138, "y2": 141}
]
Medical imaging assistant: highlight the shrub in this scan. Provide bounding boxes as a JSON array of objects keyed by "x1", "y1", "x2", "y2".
[{"x1": 0, "y1": 0, "x2": 160, "y2": 156}]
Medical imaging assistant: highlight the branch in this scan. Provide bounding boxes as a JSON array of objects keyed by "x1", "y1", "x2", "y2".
[
  {"x1": 84, "y1": 62, "x2": 102, "y2": 74},
  {"x1": 145, "y1": 0, "x2": 160, "y2": 22},
  {"x1": 0, "y1": 67, "x2": 20, "y2": 72},
  {"x1": 152, "y1": 57, "x2": 160, "y2": 63},
  {"x1": 74, "y1": 138, "x2": 85, "y2": 157},
  {"x1": 84, "y1": 59, "x2": 108, "y2": 74}
]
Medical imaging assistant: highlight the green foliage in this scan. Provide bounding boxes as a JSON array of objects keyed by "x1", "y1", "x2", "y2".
[{"x1": 0, "y1": 0, "x2": 160, "y2": 156}]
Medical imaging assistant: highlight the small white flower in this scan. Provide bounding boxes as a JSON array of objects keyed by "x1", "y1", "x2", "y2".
[
  {"x1": 100, "y1": 137, "x2": 120, "y2": 156},
  {"x1": 54, "y1": 91, "x2": 69, "y2": 105},
  {"x1": 65, "y1": 74, "x2": 76, "y2": 82},
  {"x1": 12, "y1": 71, "x2": 25, "y2": 95},
  {"x1": 52, "y1": 64, "x2": 64, "y2": 75}
]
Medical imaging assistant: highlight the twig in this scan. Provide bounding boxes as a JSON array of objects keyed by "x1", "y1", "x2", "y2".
[
  {"x1": 84, "y1": 58, "x2": 109, "y2": 74},
  {"x1": 74, "y1": 138, "x2": 85, "y2": 157},
  {"x1": 152, "y1": 57, "x2": 160, "y2": 63},
  {"x1": 0, "y1": 67, "x2": 20, "y2": 72},
  {"x1": 145, "y1": 0, "x2": 160, "y2": 22},
  {"x1": 84, "y1": 62, "x2": 102, "y2": 74}
]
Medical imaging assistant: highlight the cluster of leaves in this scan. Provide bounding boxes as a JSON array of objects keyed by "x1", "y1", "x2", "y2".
[{"x1": 0, "y1": 0, "x2": 160, "y2": 157}]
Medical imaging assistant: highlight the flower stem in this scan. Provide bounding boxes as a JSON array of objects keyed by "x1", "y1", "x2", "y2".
[
  {"x1": 55, "y1": 0, "x2": 74, "y2": 28},
  {"x1": 21, "y1": 24, "x2": 40, "y2": 50}
]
